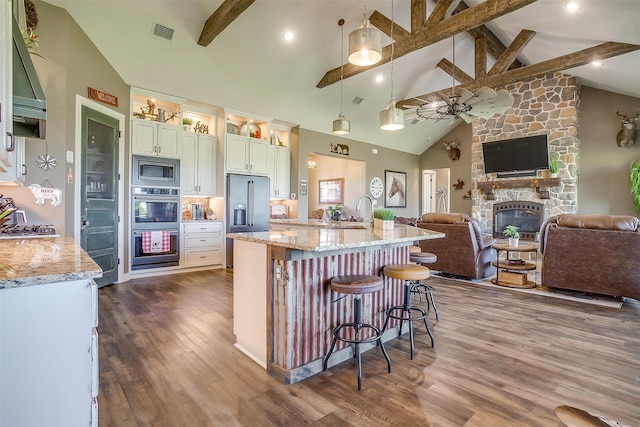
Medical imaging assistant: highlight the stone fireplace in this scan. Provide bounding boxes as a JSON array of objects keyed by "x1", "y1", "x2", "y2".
[{"x1": 471, "y1": 72, "x2": 580, "y2": 235}]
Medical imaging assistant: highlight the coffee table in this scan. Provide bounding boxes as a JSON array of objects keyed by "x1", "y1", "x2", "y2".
[{"x1": 491, "y1": 243, "x2": 537, "y2": 288}]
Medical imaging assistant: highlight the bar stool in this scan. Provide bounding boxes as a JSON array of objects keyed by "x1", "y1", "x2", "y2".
[
  {"x1": 323, "y1": 275, "x2": 392, "y2": 391},
  {"x1": 382, "y1": 264, "x2": 434, "y2": 359},
  {"x1": 409, "y1": 251, "x2": 439, "y2": 321}
]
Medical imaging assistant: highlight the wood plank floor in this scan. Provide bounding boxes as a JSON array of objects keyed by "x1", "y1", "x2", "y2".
[{"x1": 98, "y1": 269, "x2": 640, "y2": 426}]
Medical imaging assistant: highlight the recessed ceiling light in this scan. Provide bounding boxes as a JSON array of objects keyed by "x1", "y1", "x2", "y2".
[
  {"x1": 284, "y1": 31, "x2": 294, "y2": 41},
  {"x1": 375, "y1": 74, "x2": 384, "y2": 83},
  {"x1": 592, "y1": 61, "x2": 602, "y2": 67},
  {"x1": 566, "y1": 2, "x2": 580, "y2": 12}
]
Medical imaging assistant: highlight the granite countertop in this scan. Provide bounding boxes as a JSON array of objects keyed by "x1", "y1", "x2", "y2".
[
  {"x1": 228, "y1": 224, "x2": 444, "y2": 252},
  {"x1": 269, "y1": 218, "x2": 369, "y2": 229},
  {"x1": 0, "y1": 235, "x2": 102, "y2": 289}
]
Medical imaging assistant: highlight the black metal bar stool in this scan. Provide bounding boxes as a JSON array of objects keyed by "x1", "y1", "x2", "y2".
[
  {"x1": 323, "y1": 275, "x2": 391, "y2": 391},
  {"x1": 382, "y1": 264, "x2": 435, "y2": 359},
  {"x1": 409, "y1": 251, "x2": 439, "y2": 320}
]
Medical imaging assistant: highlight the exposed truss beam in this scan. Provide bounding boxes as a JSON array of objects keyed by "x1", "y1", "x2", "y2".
[
  {"x1": 197, "y1": 0, "x2": 255, "y2": 47},
  {"x1": 411, "y1": 0, "x2": 427, "y2": 33},
  {"x1": 316, "y1": 0, "x2": 537, "y2": 88},
  {"x1": 488, "y1": 29, "x2": 536, "y2": 75},
  {"x1": 370, "y1": 10, "x2": 411, "y2": 40},
  {"x1": 399, "y1": 42, "x2": 640, "y2": 108},
  {"x1": 437, "y1": 58, "x2": 474, "y2": 84},
  {"x1": 475, "y1": 35, "x2": 487, "y2": 78}
]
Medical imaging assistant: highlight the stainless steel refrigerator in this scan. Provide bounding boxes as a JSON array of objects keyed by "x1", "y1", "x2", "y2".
[{"x1": 226, "y1": 174, "x2": 270, "y2": 267}]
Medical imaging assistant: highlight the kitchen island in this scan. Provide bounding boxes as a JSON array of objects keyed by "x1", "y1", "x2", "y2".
[
  {"x1": 227, "y1": 223, "x2": 443, "y2": 384},
  {"x1": 0, "y1": 235, "x2": 102, "y2": 426}
]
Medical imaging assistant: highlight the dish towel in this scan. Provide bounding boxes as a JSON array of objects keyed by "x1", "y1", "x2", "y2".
[{"x1": 141, "y1": 231, "x2": 170, "y2": 253}]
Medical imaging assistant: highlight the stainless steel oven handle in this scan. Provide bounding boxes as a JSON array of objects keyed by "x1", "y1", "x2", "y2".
[
  {"x1": 133, "y1": 230, "x2": 179, "y2": 235},
  {"x1": 132, "y1": 196, "x2": 180, "y2": 203}
]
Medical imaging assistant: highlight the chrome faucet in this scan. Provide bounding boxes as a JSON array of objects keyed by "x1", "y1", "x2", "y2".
[{"x1": 356, "y1": 195, "x2": 374, "y2": 226}]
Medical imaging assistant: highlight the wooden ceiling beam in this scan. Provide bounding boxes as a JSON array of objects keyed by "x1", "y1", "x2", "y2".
[
  {"x1": 399, "y1": 42, "x2": 640, "y2": 108},
  {"x1": 316, "y1": 0, "x2": 537, "y2": 88},
  {"x1": 411, "y1": 0, "x2": 427, "y2": 33},
  {"x1": 369, "y1": 10, "x2": 411, "y2": 40},
  {"x1": 488, "y1": 29, "x2": 536, "y2": 75},
  {"x1": 475, "y1": 35, "x2": 487, "y2": 78},
  {"x1": 197, "y1": 0, "x2": 255, "y2": 47},
  {"x1": 437, "y1": 58, "x2": 474, "y2": 84},
  {"x1": 424, "y1": 0, "x2": 455, "y2": 28}
]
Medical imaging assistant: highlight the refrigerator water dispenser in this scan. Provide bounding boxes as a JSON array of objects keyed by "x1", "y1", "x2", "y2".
[{"x1": 233, "y1": 205, "x2": 247, "y2": 225}]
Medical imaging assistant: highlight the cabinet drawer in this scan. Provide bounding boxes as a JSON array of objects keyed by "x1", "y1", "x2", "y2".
[
  {"x1": 184, "y1": 234, "x2": 221, "y2": 248},
  {"x1": 185, "y1": 249, "x2": 221, "y2": 267},
  {"x1": 183, "y1": 222, "x2": 222, "y2": 234}
]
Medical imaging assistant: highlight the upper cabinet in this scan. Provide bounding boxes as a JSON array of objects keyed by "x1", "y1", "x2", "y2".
[
  {"x1": 181, "y1": 106, "x2": 218, "y2": 196},
  {"x1": 130, "y1": 89, "x2": 184, "y2": 159}
]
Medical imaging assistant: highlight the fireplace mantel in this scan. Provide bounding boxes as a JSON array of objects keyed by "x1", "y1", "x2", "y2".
[{"x1": 477, "y1": 177, "x2": 560, "y2": 200}]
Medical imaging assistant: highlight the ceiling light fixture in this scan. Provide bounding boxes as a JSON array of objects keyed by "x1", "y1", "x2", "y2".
[
  {"x1": 379, "y1": 0, "x2": 404, "y2": 131},
  {"x1": 566, "y1": 2, "x2": 580, "y2": 12},
  {"x1": 348, "y1": 0, "x2": 382, "y2": 66},
  {"x1": 284, "y1": 31, "x2": 294, "y2": 41},
  {"x1": 333, "y1": 19, "x2": 351, "y2": 135}
]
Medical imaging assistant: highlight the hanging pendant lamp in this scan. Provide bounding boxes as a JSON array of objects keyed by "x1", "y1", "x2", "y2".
[
  {"x1": 379, "y1": 0, "x2": 403, "y2": 131},
  {"x1": 333, "y1": 19, "x2": 351, "y2": 135},
  {"x1": 348, "y1": 0, "x2": 382, "y2": 66}
]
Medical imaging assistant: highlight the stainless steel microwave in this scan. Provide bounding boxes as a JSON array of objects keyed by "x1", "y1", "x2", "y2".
[{"x1": 131, "y1": 155, "x2": 180, "y2": 187}]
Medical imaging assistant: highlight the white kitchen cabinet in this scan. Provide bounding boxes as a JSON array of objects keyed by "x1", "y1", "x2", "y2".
[
  {"x1": 225, "y1": 134, "x2": 268, "y2": 175},
  {"x1": 182, "y1": 221, "x2": 223, "y2": 267},
  {"x1": 131, "y1": 118, "x2": 181, "y2": 158},
  {"x1": 182, "y1": 132, "x2": 217, "y2": 195},
  {"x1": 267, "y1": 145, "x2": 290, "y2": 198},
  {"x1": 0, "y1": 278, "x2": 98, "y2": 426}
]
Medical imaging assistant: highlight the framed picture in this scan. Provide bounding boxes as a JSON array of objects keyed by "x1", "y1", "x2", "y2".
[
  {"x1": 385, "y1": 170, "x2": 406, "y2": 208},
  {"x1": 319, "y1": 178, "x2": 344, "y2": 204}
]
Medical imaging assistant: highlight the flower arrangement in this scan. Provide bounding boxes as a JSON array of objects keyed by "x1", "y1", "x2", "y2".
[
  {"x1": 326, "y1": 205, "x2": 343, "y2": 221},
  {"x1": 182, "y1": 117, "x2": 193, "y2": 126}
]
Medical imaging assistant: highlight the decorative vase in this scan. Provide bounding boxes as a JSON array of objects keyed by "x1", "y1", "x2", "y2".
[
  {"x1": 374, "y1": 218, "x2": 394, "y2": 230},
  {"x1": 508, "y1": 237, "x2": 519, "y2": 247},
  {"x1": 182, "y1": 125, "x2": 191, "y2": 132}
]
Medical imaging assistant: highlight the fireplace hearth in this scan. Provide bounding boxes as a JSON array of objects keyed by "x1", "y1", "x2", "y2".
[{"x1": 493, "y1": 201, "x2": 544, "y2": 240}]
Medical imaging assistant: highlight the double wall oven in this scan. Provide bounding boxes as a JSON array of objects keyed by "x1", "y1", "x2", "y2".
[{"x1": 131, "y1": 156, "x2": 181, "y2": 270}]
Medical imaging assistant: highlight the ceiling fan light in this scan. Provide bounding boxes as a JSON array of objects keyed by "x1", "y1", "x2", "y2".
[
  {"x1": 380, "y1": 100, "x2": 404, "y2": 131},
  {"x1": 333, "y1": 113, "x2": 351, "y2": 135},
  {"x1": 348, "y1": 20, "x2": 382, "y2": 66}
]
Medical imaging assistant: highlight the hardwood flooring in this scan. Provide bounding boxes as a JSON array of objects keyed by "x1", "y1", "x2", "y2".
[{"x1": 98, "y1": 269, "x2": 640, "y2": 426}]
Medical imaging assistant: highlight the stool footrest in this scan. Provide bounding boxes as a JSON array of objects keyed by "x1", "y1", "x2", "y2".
[{"x1": 332, "y1": 323, "x2": 384, "y2": 345}]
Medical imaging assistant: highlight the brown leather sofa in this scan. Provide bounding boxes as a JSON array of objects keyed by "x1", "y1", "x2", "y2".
[
  {"x1": 539, "y1": 214, "x2": 640, "y2": 300},
  {"x1": 416, "y1": 213, "x2": 496, "y2": 279}
]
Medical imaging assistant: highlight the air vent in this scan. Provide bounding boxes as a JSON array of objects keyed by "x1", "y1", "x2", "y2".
[
  {"x1": 151, "y1": 22, "x2": 175, "y2": 41},
  {"x1": 352, "y1": 96, "x2": 364, "y2": 105}
]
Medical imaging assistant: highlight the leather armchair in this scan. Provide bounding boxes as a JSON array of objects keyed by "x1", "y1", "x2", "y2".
[
  {"x1": 540, "y1": 214, "x2": 640, "y2": 300},
  {"x1": 416, "y1": 213, "x2": 496, "y2": 279}
]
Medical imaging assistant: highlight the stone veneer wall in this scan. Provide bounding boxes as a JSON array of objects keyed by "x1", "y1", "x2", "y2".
[{"x1": 471, "y1": 72, "x2": 580, "y2": 232}]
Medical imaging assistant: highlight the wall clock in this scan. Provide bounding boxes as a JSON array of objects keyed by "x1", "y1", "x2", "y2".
[{"x1": 370, "y1": 177, "x2": 384, "y2": 199}]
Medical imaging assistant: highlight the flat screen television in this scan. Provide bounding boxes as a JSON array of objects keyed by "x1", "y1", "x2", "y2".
[{"x1": 482, "y1": 135, "x2": 549, "y2": 176}]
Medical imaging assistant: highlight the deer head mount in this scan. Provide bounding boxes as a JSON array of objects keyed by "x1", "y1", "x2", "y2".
[
  {"x1": 442, "y1": 137, "x2": 461, "y2": 161},
  {"x1": 616, "y1": 110, "x2": 640, "y2": 147}
]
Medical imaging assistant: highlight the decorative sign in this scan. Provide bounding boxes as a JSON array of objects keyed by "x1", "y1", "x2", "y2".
[{"x1": 88, "y1": 87, "x2": 118, "y2": 107}]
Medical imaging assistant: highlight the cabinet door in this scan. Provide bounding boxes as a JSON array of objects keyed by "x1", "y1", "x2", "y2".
[
  {"x1": 275, "y1": 146, "x2": 291, "y2": 198},
  {"x1": 226, "y1": 134, "x2": 249, "y2": 173},
  {"x1": 249, "y1": 139, "x2": 268, "y2": 174},
  {"x1": 157, "y1": 124, "x2": 181, "y2": 158},
  {"x1": 266, "y1": 145, "x2": 277, "y2": 197},
  {"x1": 0, "y1": 0, "x2": 16, "y2": 183},
  {"x1": 181, "y1": 132, "x2": 198, "y2": 195},
  {"x1": 131, "y1": 120, "x2": 157, "y2": 156},
  {"x1": 197, "y1": 134, "x2": 217, "y2": 195}
]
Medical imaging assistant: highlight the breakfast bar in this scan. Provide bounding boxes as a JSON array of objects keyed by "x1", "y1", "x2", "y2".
[{"x1": 227, "y1": 223, "x2": 443, "y2": 384}]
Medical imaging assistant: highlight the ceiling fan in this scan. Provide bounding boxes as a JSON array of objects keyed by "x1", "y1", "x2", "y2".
[{"x1": 404, "y1": 34, "x2": 514, "y2": 125}]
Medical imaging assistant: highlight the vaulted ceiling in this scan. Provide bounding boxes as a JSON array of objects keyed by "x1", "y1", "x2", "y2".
[{"x1": 42, "y1": 0, "x2": 640, "y2": 155}]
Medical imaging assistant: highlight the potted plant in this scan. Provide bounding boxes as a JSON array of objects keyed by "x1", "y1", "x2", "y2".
[
  {"x1": 326, "y1": 205, "x2": 343, "y2": 222},
  {"x1": 548, "y1": 158, "x2": 559, "y2": 177},
  {"x1": 630, "y1": 159, "x2": 640, "y2": 212},
  {"x1": 503, "y1": 225, "x2": 520, "y2": 247},
  {"x1": 182, "y1": 116, "x2": 193, "y2": 131},
  {"x1": 373, "y1": 208, "x2": 395, "y2": 229}
]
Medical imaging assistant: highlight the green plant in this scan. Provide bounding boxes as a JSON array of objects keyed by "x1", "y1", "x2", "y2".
[
  {"x1": 549, "y1": 158, "x2": 559, "y2": 174},
  {"x1": 503, "y1": 225, "x2": 520, "y2": 239},
  {"x1": 630, "y1": 159, "x2": 640, "y2": 212},
  {"x1": 182, "y1": 117, "x2": 193, "y2": 126},
  {"x1": 326, "y1": 205, "x2": 343, "y2": 220},
  {"x1": 373, "y1": 209, "x2": 395, "y2": 220},
  {"x1": 22, "y1": 28, "x2": 45, "y2": 59}
]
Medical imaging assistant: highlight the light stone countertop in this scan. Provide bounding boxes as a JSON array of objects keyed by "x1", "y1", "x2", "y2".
[
  {"x1": 0, "y1": 235, "x2": 102, "y2": 289},
  {"x1": 228, "y1": 224, "x2": 444, "y2": 252},
  {"x1": 269, "y1": 218, "x2": 369, "y2": 229}
]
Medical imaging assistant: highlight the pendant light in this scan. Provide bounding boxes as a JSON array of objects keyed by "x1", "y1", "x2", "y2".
[
  {"x1": 348, "y1": 0, "x2": 382, "y2": 66},
  {"x1": 333, "y1": 19, "x2": 351, "y2": 135},
  {"x1": 379, "y1": 0, "x2": 404, "y2": 131}
]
